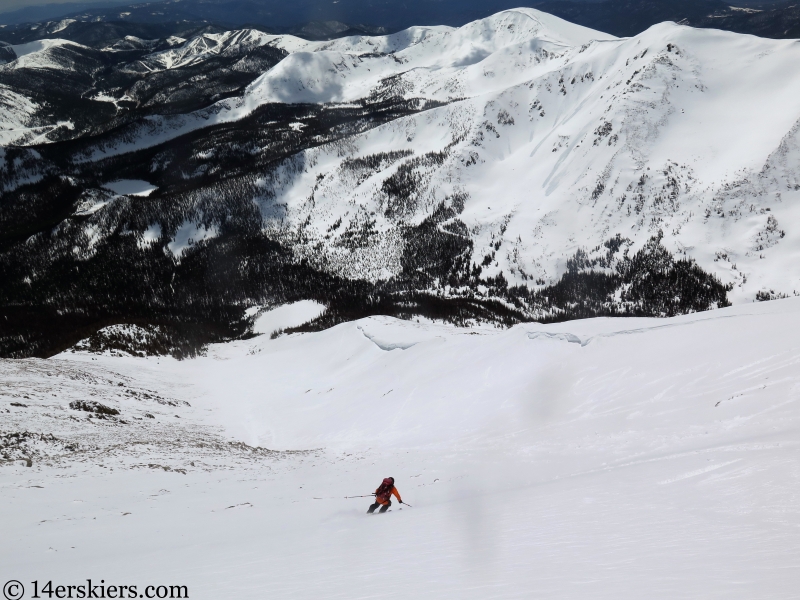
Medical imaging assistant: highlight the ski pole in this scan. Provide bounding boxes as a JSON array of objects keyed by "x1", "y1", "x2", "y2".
[
  {"x1": 400, "y1": 501, "x2": 413, "y2": 507},
  {"x1": 344, "y1": 494, "x2": 376, "y2": 499}
]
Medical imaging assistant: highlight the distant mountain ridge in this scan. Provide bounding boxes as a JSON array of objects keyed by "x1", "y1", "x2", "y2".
[
  {"x1": 0, "y1": 17, "x2": 388, "y2": 47},
  {"x1": 0, "y1": 1, "x2": 133, "y2": 26},
  {"x1": 3, "y1": 0, "x2": 800, "y2": 41},
  {"x1": 7, "y1": 0, "x2": 513, "y2": 29},
  {"x1": 536, "y1": 0, "x2": 800, "y2": 39}
]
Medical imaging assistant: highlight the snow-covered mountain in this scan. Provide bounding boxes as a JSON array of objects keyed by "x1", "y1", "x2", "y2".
[
  {"x1": 182, "y1": 8, "x2": 796, "y2": 300},
  {"x1": 2, "y1": 8, "x2": 800, "y2": 357}
]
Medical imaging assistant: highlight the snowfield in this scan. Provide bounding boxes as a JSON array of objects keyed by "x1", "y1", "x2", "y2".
[{"x1": 3, "y1": 298, "x2": 800, "y2": 598}]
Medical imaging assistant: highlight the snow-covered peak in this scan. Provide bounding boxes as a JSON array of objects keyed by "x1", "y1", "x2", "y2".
[
  {"x1": 131, "y1": 8, "x2": 614, "y2": 81},
  {"x1": 400, "y1": 7, "x2": 613, "y2": 52},
  {"x1": 6, "y1": 38, "x2": 87, "y2": 70},
  {"x1": 317, "y1": 8, "x2": 615, "y2": 56},
  {"x1": 76, "y1": 7, "x2": 612, "y2": 93},
  {"x1": 232, "y1": 8, "x2": 615, "y2": 107},
  {"x1": 139, "y1": 29, "x2": 281, "y2": 71}
]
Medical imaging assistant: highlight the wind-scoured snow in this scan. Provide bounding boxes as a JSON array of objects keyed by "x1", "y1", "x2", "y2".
[{"x1": 3, "y1": 298, "x2": 800, "y2": 598}]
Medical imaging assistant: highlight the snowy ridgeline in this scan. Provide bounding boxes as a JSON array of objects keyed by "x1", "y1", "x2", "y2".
[{"x1": 3, "y1": 298, "x2": 800, "y2": 598}]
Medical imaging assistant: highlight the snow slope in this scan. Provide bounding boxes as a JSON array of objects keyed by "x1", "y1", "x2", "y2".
[
  {"x1": 8, "y1": 38, "x2": 87, "y2": 70},
  {"x1": 0, "y1": 84, "x2": 40, "y2": 145},
  {"x1": 0, "y1": 38, "x2": 93, "y2": 145},
  {"x1": 2, "y1": 298, "x2": 800, "y2": 599}
]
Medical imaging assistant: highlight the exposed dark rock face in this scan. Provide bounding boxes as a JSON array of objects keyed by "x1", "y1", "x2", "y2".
[{"x1": 69, "y1": 400, "x2": 120, "y2": 415}]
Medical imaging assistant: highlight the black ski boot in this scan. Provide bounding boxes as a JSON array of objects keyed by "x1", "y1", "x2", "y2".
[{"x1": 367, "y1": 503, "x2": 381, "y2": 514}]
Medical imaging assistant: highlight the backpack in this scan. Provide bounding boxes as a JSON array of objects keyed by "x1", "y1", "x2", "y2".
[{"x1": 375, "y1": 478, "x2": 394, "y2": 502}]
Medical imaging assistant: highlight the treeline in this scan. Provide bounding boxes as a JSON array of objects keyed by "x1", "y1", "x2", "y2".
[
  {"x1": 505, "y1": 232, "x2": 731, "y2": 321},
  {"x1": 0, "y1": 224, "x2": 733, "y2": 358}
]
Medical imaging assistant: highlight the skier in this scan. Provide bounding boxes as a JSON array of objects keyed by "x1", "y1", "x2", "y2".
[{"x1": 367, "y1": 477, "x2": 402, "y2": 513}]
